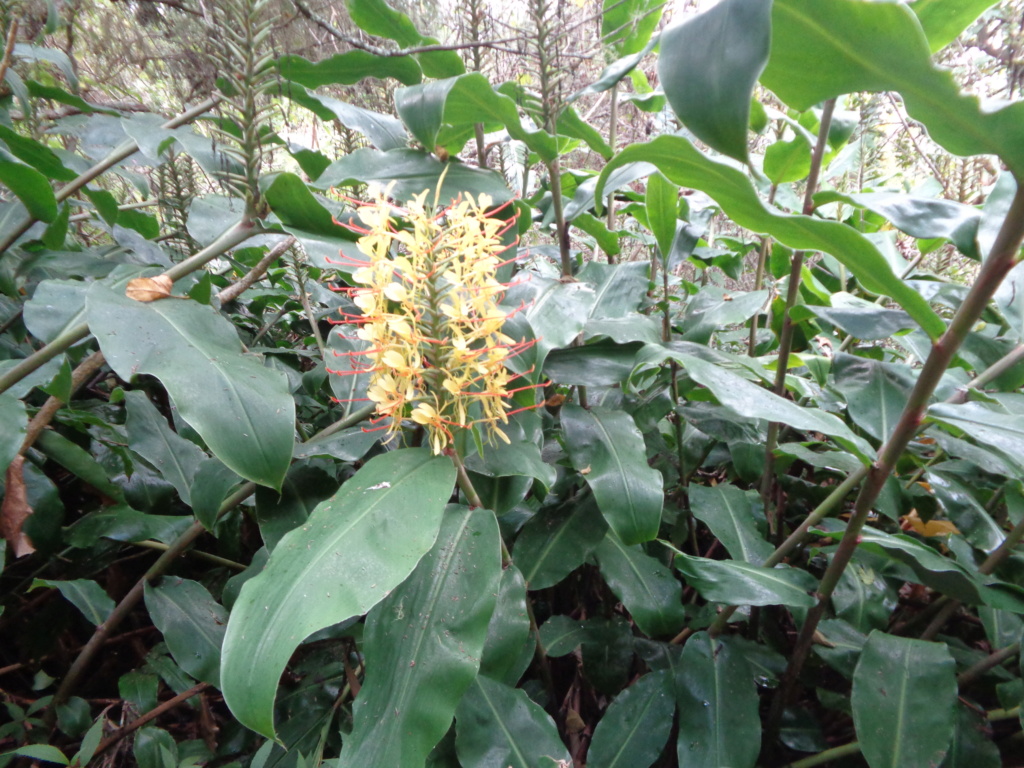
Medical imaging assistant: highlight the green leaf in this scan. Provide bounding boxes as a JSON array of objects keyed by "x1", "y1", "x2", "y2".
[
  {"x1": 0, "y1": 124, "x2": 76, "y2": 181},
  {"x1": 87, "y1": 283, "x2": 295, "y2": 490},
  {"x1": 587, "y1": 670, "x2": 674, "y2": 768},
  {"x1": 645, "y1": 172, "x2": 679, "y2": 258},
  {"x1": 763, "y1": 134, "x2": 811, "y2": 185},
  {"x1": 851, "y1": 631, "x2": 957, "y2": 768},
  {"x1": 1, "y1": 746, "x2": 69, "y2": 765},
  {"x1": 762, "y1": 0, "x2": 1024, "y2": 176},
  {"x1": 144, "y1": 577, "x2": 227, "y2": 687},
  {"x1": 594, "y1": 136, "x2": 945, "y2": 339},
  {"x1": 688, "y1": 484, "x2": 772, "y2": 565},
  {"x1": 339, "y1": 505, "x2": 501, "y2": 768},
  {"x1": 594, "y1": 529, "x2": 685, "y2": 637},
  {"x1": 514, "y1": 495, "x2": 608, "y2": 589},
  {"x1": 832, "y1": 354, "x2": 915, "y2": 443},
  {"x1": 0, "y1": 393, "x2": 27, "y2": 478},
  {"x1": 35, "y1": 430, "x2": 125, "y2": 503},
  {"x1": 395, "y1": 74, "x2": 558, "y2": 162},
  {"x1": 189, "y1": 458, "x2": 243, "y2": 531},
  {"x1": 561, "y1": 405, "x2": 663, "y2": 545},
  {"x1": 816, "y1": 190, "x2": 981, "y2": 258},
  {"x1": 0, "y1": 158, "x2": 57, "y2": 222},
  {"x1": 125, "y1": 391, "x2": 207, "y2": 505},
  {"x1": 941, "y1": 703, "x2": 1002, "y2": 768},
  {"x1": 65, "y1": 507, "x2": 192, "y2": 547},
  {"x1": 278, "y1": 51, "x2": 422, "y2": 87},
  {"x1": 345, "y1": 0, "x2": 464, "y2": 78},
  {"x1": 675, "y1": 632, "x2": 761, "y2": 768},
  {"x1": 479, "y1": 565, "x2": 533, "y2": 686},
  {"x1": 674, "y1": 552, "x2": 817, "y2": 608},
  {"x1": 602, "y1": 0, "x2": 664, "y2": 55},
  {"x1": 573, "y1": 212, "x2": 621, "y2": 257},
  {"x1": 285, "y1": 86, "x2": 407, "y2": 151},
  {"x1": 911, "y1": 0, "x2": 999, "y2": 53},
  {"x1": 814, "y1": 523, "x2": 1024, "y2": 611},
  {"x1": 31, "y1": 579, "x2": 114, "y2": 626},
  {"x1": 677, "y1": 352, "x2": 874, "y2": 462},
  {"x1": 254, "y1": 462, "x2": 339, "y2": 551},
  {"x1": 317, "y1": 148, "x2": 513, "y2": 205},
  {"x1": 220, "y1": 449, "x2": 454, "y2": 738},
  {"x1": 455, "y1": 676, "x2": 572, "y2": 768},
  {"x1": 928, "y1": 401, "x2": 1024, "y2": 472},
  {"x1": 658, "y1": 0, "x2": 772, "y2": 162}
]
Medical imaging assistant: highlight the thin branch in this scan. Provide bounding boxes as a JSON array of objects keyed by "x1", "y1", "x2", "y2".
[{"x1": 93, "y1": 683, "x2": 210, "y2": 757}]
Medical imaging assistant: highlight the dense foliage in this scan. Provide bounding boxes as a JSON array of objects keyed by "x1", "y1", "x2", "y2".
[{"x1": 3, "y1": 0, "x2": 1024, "y2": 767}]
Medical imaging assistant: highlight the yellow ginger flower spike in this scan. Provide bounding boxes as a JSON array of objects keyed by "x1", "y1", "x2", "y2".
[{"x1": 327, "y1": 181, "x2": 541, "y2": 454}]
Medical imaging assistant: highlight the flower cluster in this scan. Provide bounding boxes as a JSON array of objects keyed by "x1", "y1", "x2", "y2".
[{"x1": 328, "y1": 185, "x2": 535, "y2": 454}]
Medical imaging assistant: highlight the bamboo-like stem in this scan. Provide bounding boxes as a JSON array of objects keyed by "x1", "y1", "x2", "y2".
[
  {"x1": 92, "y1": 683, "x2": 209, "y2": 757},
  {"x1": 771, "y1": 177, "x2": 1024, "y2": 737},
  {"x1": 0, "y1": 97, "x2": 219, "y2": 255},
  {"x1": 760, "y1": 100, "x2": 836, "y2": 530},
  {"x1": 0, "y1": 220, "x2": 260, "y2": 397},
  {"x1": 786, "y1": 740, "x2": 862, "y2": 768},
  {"x1": 957, "y1": 641, "x2": 1021, "y2": 688},
  {"x1": 218, "y1": 235, "x2": 295, "y2": 303},
  {"x1": 604, "y1": 82, "x2": 619, "y2": 264}
]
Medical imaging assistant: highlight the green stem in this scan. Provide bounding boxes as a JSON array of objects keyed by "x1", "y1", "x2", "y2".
[
  {"x1": 604, "y1": 82, "x2": 619, "y2": 264},
  {"x1": 760, "y1": 99, "x2": 837, "y2": 531},
  {"x1": 772, "y1": 176, "x2": 1024, "y2": 734},
  {"x1": 786, "y1": 741, "x2": 861, "y2": 768},
  {"x1": 957, "y1": 641, "x2": 1021, "y2": 688}
]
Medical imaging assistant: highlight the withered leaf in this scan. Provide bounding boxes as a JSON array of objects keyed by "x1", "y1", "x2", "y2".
[
  {"x1": 126, "y1": 275, "x2": 174, "y2": 302},
  {"x1": 1, "y1": 456, "x2": 35, "y2": 558}
]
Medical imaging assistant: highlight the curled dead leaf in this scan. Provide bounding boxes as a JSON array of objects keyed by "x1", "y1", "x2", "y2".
[
  {"x1": 900, "y1": 509, "x2": 959, "y2": 537},
  {"x1": 1, "y1": 455, "x2": 35, "y2": 558},
  {"x1": 126, "y1": 275, "x2": 173, "y2": 302}
]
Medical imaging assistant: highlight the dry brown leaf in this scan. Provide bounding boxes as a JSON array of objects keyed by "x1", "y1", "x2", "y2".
[
  {"x1": 900, "y1": 509, "x2": 960, "y2": 537},
  {"x1": 126, "y1": 275, "x2": 173, "y2": 302},
  {"x1": 1, "y1": 455, "x2": 35, "y2": 558}
]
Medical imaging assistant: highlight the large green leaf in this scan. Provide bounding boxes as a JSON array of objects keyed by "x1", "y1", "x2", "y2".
[
  {"x1": 677, "y1": 353, "x2": 874, "y2": 462},
  {"x1": 674, "y1": 552, "x2": 817, "y2": 608},
  {"x1": 912, "y1": 0, "x2": 998, "y2": 53},
  {"x1": 561, "y1": 405, "x2": 663, "y2": 544},
  {"x1": 285, "y1": 86, "x2": 407, "y2": 151},
  {"x1": 514, "y1": 495, "x2": 608, "y2": 589},
  {"x1": 220, "y1": 449, "x2": 454, "y2": 738},
  {"x1": 658, "y1": 0, "x2": 772, "y2": 161},
  {"x1": 395, "y1": 74, "x2": 558, "y2": 162},
  {"x1": 851, "y1": 631, "x2": 957, "y2": 768},
  {"x1": 832, "y1": 354, "x2": 915, "y2": 443},
  {"x1": 144, "y1": 577, "x2": 227, "y2": 687},
  {"x1": 0, "y1": 124, "x2": 76, "y2": 181},
  {"x1": 602, "y1": 0, "x2": 664, "y2": 56},
  {"x1": 86, "y1": 283, "x2": 295, "y2": 490},
  {"x1": 928, "y1": 401, "x2": 1024, "y2": 471},
  {"x1": 339, "y1": 505, "x2": 500, "y2": 768},
  {"x1": 479, "y1": 565, "x2": 533, "y2": 686},
  {"x1": 688, "y1": 484, "x2": 772, "y2": 565},
  {"x1": 587, "y1": 671, "x2": 674, "y2": 768},
  {"x1": 645, "y1": 172, "x2": 679, "y2": 258},
  {"x1": 763, "y1": 134, "x2": 812, "y2": 185},
  {"x1": 125, "y1": 391, "x2": 207, "y2": 505},
  {"x1": 278, "y1": 51, "x2": 422, "y2": 87},
  {"x1": 0, "y1": 157, "x2": 57, "y2": 222},
  {"x1": 816, "y1": 190, "x2": 981, "y2": 258},
  {"x1": 762, "y1": 0, "x2": 1024, "y2": 175},
  {"x1": 594, "y1": 529, "x2": 685, "y2": 637},
  {"x1": 316, "y1": 148, "x2": 512, "y2": 204},
  {"x1": 345, "y1": 0, "x2": 464, "y2": 78},
  {"x1": 675, "y1": 632, "x2": 761, "y2": 768},
  {"x1": 455, "y1": 676, "x2": 571, "y2": 768},
  {"x1": 941, "y1": 704, "x2": 1002, "y2": 768},
  {"x1": 595, "y1": 136, "x2": 944, "y2": 338},
  {"x1": 32, "y1": 579, "x2": 114, "y2": 626}
]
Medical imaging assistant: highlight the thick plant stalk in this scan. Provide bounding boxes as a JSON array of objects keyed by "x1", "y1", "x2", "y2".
[
  {"x1": 604, "y1": 82, "x2": 619, "y2": 264},
  {"x1": 0, "y1": 220, "x2": 261, "y2": 397},
  {"x1": 760, "y1": 99, "x2": 836, "y2": 527},
  {"x1": 0, "y1": 97, "x2": 219, "y2": 255},
  {"x1": 770, "y1": 178, "x2": 1024, "y2": 732}
]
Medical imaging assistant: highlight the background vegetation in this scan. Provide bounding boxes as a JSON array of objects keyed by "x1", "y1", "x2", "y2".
[{"x1": 3, "y1": 0, "x2": 1024, "y2": 766}]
